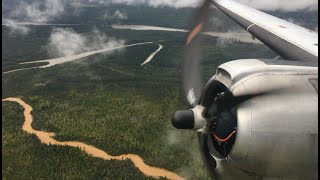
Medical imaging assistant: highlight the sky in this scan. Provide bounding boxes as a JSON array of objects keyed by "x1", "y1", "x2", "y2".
[
  {"x1": 3, "y1": 0, "x2": 318, "y2": 25},
  {"x1": 97, "y1": 0, "x2": 318, "y2": 10},
  {"x1": 2, "y1": 0, "x2": 318, "y2": 55}
]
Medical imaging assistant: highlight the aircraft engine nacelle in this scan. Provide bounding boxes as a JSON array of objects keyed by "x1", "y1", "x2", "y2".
[{"x1": 198, "y1": 59, "x2": 318, "y2": 179}]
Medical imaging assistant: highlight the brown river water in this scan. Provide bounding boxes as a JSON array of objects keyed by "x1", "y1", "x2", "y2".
[{"x1": 2, "y1": 97, "x2": 185, "y2": 180}]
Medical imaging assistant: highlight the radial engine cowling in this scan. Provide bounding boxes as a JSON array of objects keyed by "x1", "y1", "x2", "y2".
[{"x1": 199, "y1": 59, "x2": 318, "y2": 179}]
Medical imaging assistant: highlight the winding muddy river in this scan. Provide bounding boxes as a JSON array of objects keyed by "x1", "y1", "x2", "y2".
[
  {"x1": 3, "y1": 41, "x2": 155, "y2": 74},
  {"x1": 20, "y1": 41, "x2": 155, "y2": 68},
  {"x1": 141, "y1": 44, "x2": 163, "y2": 66},
  {"x1": 112, "y1": 24, "x2": 262, "y2": 44},
  {"x1": 2, "y1": 97, "x2": 184, "y2": 180},
  {"x1": 4, "y1": 24, "x2": 262, "y2": 74}
]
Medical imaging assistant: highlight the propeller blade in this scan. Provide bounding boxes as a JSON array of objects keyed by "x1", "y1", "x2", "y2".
[
  {"x1": 183, "y1": 41, "x2": 202, "y2": 106},
  {"x1": 183, "y1": 0, "x2": 212, "y2": 107},
  {"x1": 186, "y1": 0, "x2": 211, "y2": 46}
]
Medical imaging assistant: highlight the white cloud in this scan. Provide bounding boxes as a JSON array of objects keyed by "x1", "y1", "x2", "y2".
[
  {"x1": 107, "y1": 0, "x2": 318, "y2": 11},
  {"x1": 236, "y1": 0, "x2": 318, "y2": 11},
  {"x1": 110, "y1": 0, "x2": 201, "y2": 8},
  {"x1": 46, "y1": 28, "x2": 125, "y2": 57},
  {"x1": 3, "y1": 0, "x2": 317, "y2": 35},
  {"x1": 2, "y1": 19, "x2": 30, "y2": 35},
  {"x1": 103, "y1": 10, "x2": 128, "y2": 20},
  {"x1": 113, "y1": 10, "x2": 128, "y2": 20},
  {"x1": 47, "y1": 28, "x2": 87, "y2": 57},
  {"x1": 9, "y1": 0, "x2": 65, "y2": 23},
  {"x1": 3, "y1": 0, "x2": 67, "y2": 35}
]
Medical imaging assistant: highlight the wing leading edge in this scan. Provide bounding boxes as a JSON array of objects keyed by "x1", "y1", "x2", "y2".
[{"x1": 211, "y1": 0, "x2": 318, "y2": 62}]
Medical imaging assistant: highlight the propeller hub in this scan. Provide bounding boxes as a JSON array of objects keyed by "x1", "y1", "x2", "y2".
[
  {"x1": 171, "y1": 110, "x2": 194, "y2": 129},
  {"x1": 171, "y1": 105, "x2": 208, "y2": 132}
]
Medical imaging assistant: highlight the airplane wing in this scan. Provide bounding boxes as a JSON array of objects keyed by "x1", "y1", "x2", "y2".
[{"x1": 210, "y1": 0, "x2": 318, "y2": 62}]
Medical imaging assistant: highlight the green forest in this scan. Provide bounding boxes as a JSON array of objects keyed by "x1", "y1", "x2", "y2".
[{"x1": 2, "y1": 3, "x2": 281, "y2": 179}]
